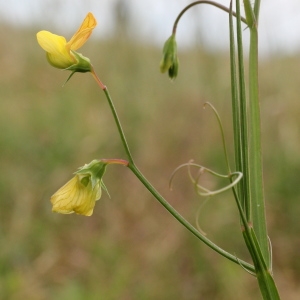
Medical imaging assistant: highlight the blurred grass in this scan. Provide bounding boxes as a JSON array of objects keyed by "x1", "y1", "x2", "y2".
[{"x1": 1, "y1": 23, "x2": 300, "y2": 299}]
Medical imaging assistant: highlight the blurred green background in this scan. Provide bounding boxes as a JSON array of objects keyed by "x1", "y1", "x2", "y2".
[{"x1": 1, "y1": 5, "x2": 300, "y2": 300}]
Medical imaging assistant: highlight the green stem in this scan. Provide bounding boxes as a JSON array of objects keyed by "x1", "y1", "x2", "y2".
[
  {"x1": 248, "y1": 22, "x2": 270, "y2": 268},
  {"x1": 229, "y1": 1, "x2": 244, "y2": 203},
  {"x1": 92, "y1": 69, "x2": 254, "y2": 273},
  {"x1": 235, "y1": 0, "x2": 251, "y2": 221},
  {"x1": 254, "y1": 0, "x2": 261, "y2": 22},
  {"x1": 91, "y1": 69, "x2": 134, "y2": 165},
  {"x1": 234, "y1": 2, "x2": 281, "y2": 298},
  {"x1": 103, "y1": 88, "x2": 134, "y2": 164},
  {"x1": 242, "y1": 0, "x2": 270, "y2": 269},
  {"x1": 172, "y1": 0, "x2": 247, "y2": 35}
]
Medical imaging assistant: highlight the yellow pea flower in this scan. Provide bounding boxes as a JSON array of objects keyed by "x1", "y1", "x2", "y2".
[
  {"x1": 37, "y1": 12, "x2": 97, "y2": 72},
  {"x1": 50, "y1": 160, "x2": 107, "y2": 216},
  {"x1": 51, "y1": 174, "x2": 102, "y2": 216}
]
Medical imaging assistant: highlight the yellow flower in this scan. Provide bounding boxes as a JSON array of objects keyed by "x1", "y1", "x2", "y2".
[
  {"x1": 37, "y1": 12, "x2": 97, "y2": 71},
  {"x1": 51, "y1": 160, "x2": 107, "y2": 216},
  {"x1": 50, "y1": 174, "x2": 102, "y2": 216}
]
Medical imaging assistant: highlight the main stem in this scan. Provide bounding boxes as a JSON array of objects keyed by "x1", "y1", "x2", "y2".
[
  {"x1": 242, "y1": 0, "x2": 270, "y2": 269},
  {"x1": 248, "y1": 25, "x2": 269, "y2": 268}
]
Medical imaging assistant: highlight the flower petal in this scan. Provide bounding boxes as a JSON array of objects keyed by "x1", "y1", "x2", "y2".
[
  {"x1": 67, "y1": 12, "x2": 97, "y2": 51},
  {"x1": 37, "y1": 30, "x2": 75, "y2": 68},
  {"x1": 37, "y1": 31, "x2": 67, "y2": 54},
  {"x1": 50, "y1": 175, "x2": 101, "y2": 216}
]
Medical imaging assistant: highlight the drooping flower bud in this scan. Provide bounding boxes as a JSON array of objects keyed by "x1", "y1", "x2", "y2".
[{"x1": 160, "y1": 34, "x2": 179, "y2": 80}]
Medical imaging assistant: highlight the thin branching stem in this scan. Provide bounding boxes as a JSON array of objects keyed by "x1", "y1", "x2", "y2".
[
  {"x1": 91, "y1": 69, "x2": 135, "y2": 165},
  {"x1": 172, "y1": 0, "x2": 247, "y2": 35},
  {"x1": 91, "y1": 69, "x2": 255, "y2": 273}
]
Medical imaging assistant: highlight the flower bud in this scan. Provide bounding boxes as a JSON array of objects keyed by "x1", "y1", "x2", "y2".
[{"x1": 160, "y1": 34, "x2": 179, "y2": 80}]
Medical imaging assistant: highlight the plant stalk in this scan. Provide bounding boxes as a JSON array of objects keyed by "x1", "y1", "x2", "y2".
[{"x1": 92, "y1": 70, "x2": 255, "y2": 273}]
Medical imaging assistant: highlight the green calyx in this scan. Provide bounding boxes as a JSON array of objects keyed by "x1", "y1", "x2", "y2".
[
  {"x1": 76, "y1": 160, "x2": 108, "y2": 189},
  {"x1": 67, "y1": 51, "x2": 92, "y2": 73},
  {"x1": 63, "y1": 51, "x2": 93, "y2": 84}
]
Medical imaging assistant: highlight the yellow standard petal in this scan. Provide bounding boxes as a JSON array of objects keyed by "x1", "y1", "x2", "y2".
[
  {"x1": 37, "y1": 30, "x2": 75, "y2": 68},
  {"x1": 67, "y1": 12, "x2": 97, "y2": 51},
  {"x1": 50, "y1": 175, "x2": 101, "y2": 216}
]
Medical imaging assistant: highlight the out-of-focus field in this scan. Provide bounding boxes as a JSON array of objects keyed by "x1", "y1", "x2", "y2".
[{"x1": 1, "y1": 23, "x2": 300, "y2": 300}]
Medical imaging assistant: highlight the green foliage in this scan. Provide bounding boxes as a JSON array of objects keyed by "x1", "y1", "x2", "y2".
[{"x1": 0, "y1": 26, "x2": 300, "y2": 299}]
